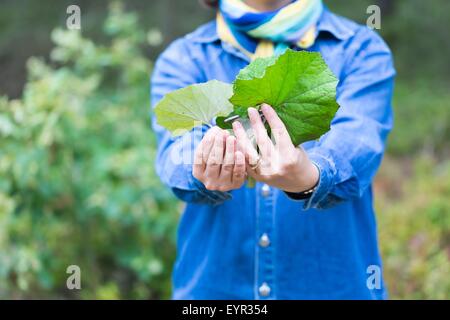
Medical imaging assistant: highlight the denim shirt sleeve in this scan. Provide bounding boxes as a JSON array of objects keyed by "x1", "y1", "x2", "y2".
[
  {"x1": 150, "y1": 39, "x2": 231, "y2": 205},
  {"x1": 300, "y1": 28, "x2": 396, "y2": 210}
]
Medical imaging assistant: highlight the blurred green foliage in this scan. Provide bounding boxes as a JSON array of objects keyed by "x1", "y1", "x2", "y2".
[
  {"x1": 0, "y1": 3, "x2": 178, "y2": 299},
  {"x1": 388, "y1": 82, "x2": 450, "y2": 157},
  {"x1": 326, "y1": 0, "x2": 450, "y2": 83},
  {"x1": 0, "y1": 1, "x2": 449, "y2": 300},
  {"x1": 376, "y1": 156, "x2": 450, "y2": 299}
]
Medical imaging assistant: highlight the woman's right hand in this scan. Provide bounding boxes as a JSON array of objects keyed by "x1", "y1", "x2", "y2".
[{"x1": 193, "y1": 126, "x2": 246, "y2": 192}]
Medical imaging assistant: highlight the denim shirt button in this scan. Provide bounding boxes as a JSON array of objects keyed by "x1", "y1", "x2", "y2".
[
  {"x1": 258, "y1": 282, "x2": 271, "y2": 297},
  {"x1": 261, "y1": 184, "x2": 271, "y2": 197},
  {"x1": 259, "y1": 233, "x2": 270, "y2": 248}
]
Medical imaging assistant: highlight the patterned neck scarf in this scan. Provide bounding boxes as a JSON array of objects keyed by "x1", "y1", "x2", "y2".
[{"x1": 217, "y1": 0, "x2": 323, "y2": 60}]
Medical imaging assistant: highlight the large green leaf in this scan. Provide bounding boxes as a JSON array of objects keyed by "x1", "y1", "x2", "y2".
[
  {"x1": 154, "y1": 80, "x2": 233, "y2": 136},
  {"x1": 227, "y1": 49, "x2": 339, "y2": 146}
]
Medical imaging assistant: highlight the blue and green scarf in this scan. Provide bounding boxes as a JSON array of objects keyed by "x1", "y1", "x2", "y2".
[{"x1": 217, "y1": 0, "x2": 323, "y2": 60}]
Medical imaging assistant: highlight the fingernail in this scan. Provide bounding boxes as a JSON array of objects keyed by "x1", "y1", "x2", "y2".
[
  {"x1": 261, "y1": 104, "x2": 271, "y2": 113},
  {"x1": 232, "y1": 121, "x2": 242, "y2": 130},
  {"x1": 248, "y1": 107, "x2": 257, "y2": 118}
]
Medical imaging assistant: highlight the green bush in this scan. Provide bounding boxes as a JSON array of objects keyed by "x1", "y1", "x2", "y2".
[
  {"x1": 375, "y1": 156, "x2": 450, "y2": 299},
  {"x1": 0, "y1": 3, "x2": 178, "y2": 299},
  {"x1": 388, "y1": 81, "x2": 450, "y2": 157}
]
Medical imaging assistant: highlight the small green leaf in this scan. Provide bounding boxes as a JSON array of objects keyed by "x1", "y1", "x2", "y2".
[
  {"x1": 229, "y1": 49, "x2": 339, "y2": 146},
  {"x1": 215, "y1": 115, "x2": 232, "y2": 130},
  {"x1": 154, "y1": 80, "x2": 233, "y2": 136}
]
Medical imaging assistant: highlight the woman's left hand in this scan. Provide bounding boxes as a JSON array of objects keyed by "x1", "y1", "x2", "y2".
[{"x1": 232, "y1": 104, "x2": 319, "y2": 193}]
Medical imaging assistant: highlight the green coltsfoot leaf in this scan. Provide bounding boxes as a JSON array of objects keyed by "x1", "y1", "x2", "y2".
[
  {"x1": 154, "y1": 80, "x2": 233, "y2": 136},
  {"x1": 229, "y1": 49, "x2": 340, "y2": 146}
]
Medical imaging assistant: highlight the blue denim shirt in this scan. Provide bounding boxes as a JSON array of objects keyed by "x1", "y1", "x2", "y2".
[{"x1": 151, "y1": 9, "x2": 395, "y2": 300}]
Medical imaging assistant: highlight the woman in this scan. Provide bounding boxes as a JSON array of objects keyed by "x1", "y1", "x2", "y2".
[{"x1": 151, "y1": 0, "x2": 395, "y2": 299}]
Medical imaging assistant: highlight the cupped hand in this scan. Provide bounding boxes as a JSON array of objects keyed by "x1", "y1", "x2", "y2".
[
  {"x1": 193, "y1": 126, "x2": 246, "y2": 192},
  {"x1": 232, "y1": 104, "x2": 319, "y2": 193}
]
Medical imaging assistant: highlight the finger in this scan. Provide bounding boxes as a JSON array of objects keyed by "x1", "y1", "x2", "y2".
[
  {"x1": 248, "y1": 107, "x2": 274, "y2": 159},
  {"x1": 232, "y1": 151, "x2": 246, "y2": 186},
  {"x1": 206, "y1": 130, "x2": 225, "y2": 178},
  {"x1": 261, "y1": 104, "x2": 293, "y2": 150},
  {"x1": 232, "y1": 120, "x2": 259, "y2": 165},
  {"x1": 235, "y1": 131, "x2": 245, "y2": 154},
  {"x1": 194, "y1": 128, "x2": 218, "y2": 179},
  {"x1": 220, "y1": 135, "x2": 236, "y2": 181},
  {"x1": 193, "y1": 143, "x2": 205, "y2": 179},
  {"x1": 223, "y1": 135, "x2": 235, "y2": 166},
  {"x1": 202, "y1": 126, "x2": 221, "y2": 163}
]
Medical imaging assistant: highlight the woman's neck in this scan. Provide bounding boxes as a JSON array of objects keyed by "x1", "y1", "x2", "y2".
[{"x1": 244, "y1": 0, "x2": 292, "y2": 12}]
